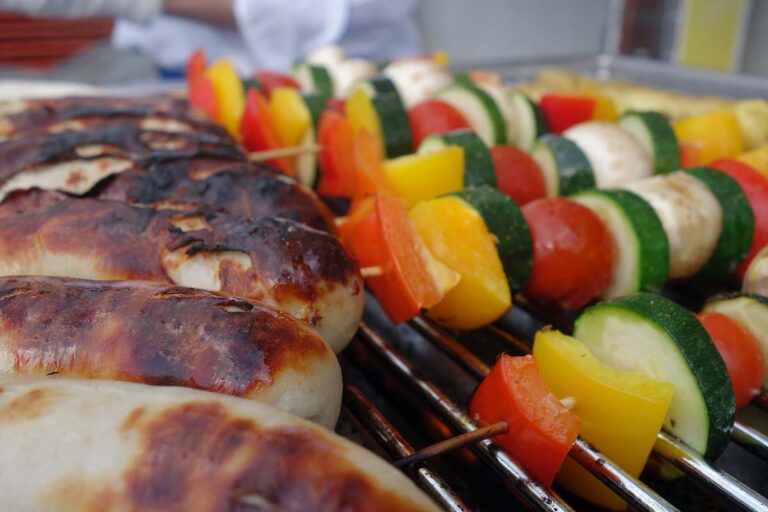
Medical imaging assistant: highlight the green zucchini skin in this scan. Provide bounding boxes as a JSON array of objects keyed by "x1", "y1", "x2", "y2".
[
  {"x1": 295, "y1": 93, "x2": 325, "y2": 188},
  {"x1": 451, "y1": 185, "x2": 532, "y2": 291},
  {"x1": 575, "y1": 292, "x2": 735, "y2": 460},
  {"x1": 534, "y1": 135, "x2": 595, "y2": 196},
  {"x1": 619, "y1": 111, "x2": 681, "y2": 175},
  {"x1": 686, "y1": 167, "x2": 754, "y2": 277},
  {"x1": 371, "y1": 94, "x2": 412, "y2": 158},
  {"x1": 437, "y1": 84, "x2": 507, "y2": 146},
  {"x1": 572, "y1": 189, "x2": 669, "y2": 297},
  {"x1": 420, "y1": 130, "x2": 497, "y2": 188}
]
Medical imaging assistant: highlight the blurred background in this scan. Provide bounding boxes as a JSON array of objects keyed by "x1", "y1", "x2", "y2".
[{"x1": 0, "y1": 0, "x2": 763, "y2": 84}]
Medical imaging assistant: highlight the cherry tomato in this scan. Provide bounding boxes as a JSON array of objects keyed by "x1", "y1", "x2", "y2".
[
  {"x1": 539, "y1": 94, "x2": 596, "y2": 134},
  {"x1": 697, "y1": 312, "x2": 765, "y2": 408},
  {"x1": 711, "y1": 159, "x2": 768, "y2": 278},
  {"x1": 470, "y1": 354, "x2": 580, "y2": 487},
  {"x1": 522, "y1": 198, "x2": 615, "y2": 309},
  {"x1": 407, "y1": 99, "x2": 470, "y2": 150},
  {"x1": 490, "y1": 145, "x2": 547, "y2": 206},
  {"x1": 253, "y1": 71, "x2": 300, "y2": 98}
]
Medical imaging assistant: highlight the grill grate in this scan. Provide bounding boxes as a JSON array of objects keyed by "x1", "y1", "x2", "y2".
[{"x1": 339, "y1": 295, "x2": 768, "y2": 511}]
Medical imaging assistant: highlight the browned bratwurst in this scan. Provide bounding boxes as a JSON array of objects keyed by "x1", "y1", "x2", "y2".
[
  {"x1": 0, "y1": 190, "x2": 362, "y2": 352},
  {"x1": 0, "y1": 377, "x2": 440, "y2": 512},
  {"x1": 0, "y1": 276, "x2": 342, "y2": 426},
  {"x1": 0, "y1": 126, "x2": 334, "y2": 231},
  {"x1": 0, "y1": 95, "x2": 227, "y2": 139}
]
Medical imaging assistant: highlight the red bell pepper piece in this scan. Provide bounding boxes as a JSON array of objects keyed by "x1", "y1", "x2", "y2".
[
  {"x1": 188, "y1": 76, "x2": 219, "y2": 121},
  {"x1": 325, "y1": 98, "x2": 347, "y2": 115},
  {"x1": 711, "y1": 158, "x2": 768, "y2": 277},
  {"x1": 351, "y1": 194, "x2": 446, "y2": 324},
  {"x1": 352, "y1": 129, "x2": 396, "y2": 203},
  {"x1": 240, "y1": 89, "x2": 292, "y2": 175},
  {"x1": 539, "y1": 94, "x2": 596, "y2": 134},
  {"x1": 185, "y1": 49, "x2": 207, "y2": 86},
  {"x1": 317, "y1": 111, "x2": 356, "y2": 198},
  {"x1": 470, "y1": 354, "x2": 580, "y2": 487},
  {"x1": 254, "y1": 70, "x2": 300, "y2": 98}
]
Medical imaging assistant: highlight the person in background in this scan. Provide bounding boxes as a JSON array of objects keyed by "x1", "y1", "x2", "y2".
[{"x1": 0, "y1": 0, "x2": 422, "y2": 75}]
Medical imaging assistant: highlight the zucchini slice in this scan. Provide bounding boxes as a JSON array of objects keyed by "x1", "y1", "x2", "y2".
[
  {"x1": 436, "y1": 84, "x2": 507, "y2": 146},
  {"x1": 531, "y1": 134, "x2": 594, "y2": 197},
  {"x1": 572, "y1": 189, "x2": 669, "y2": 298},
  {"x1": 346, "y1": 88, "x2": 412, "y2": 158},
  {"x1": 419, "y1": 130, "x2": 496, "y2": 187},
  {"x1": 451, "y1": 185, "x2": 532, "y2": 291},
  {"x1": 351, "y1": 75, "x2": 402, "y2": 102},
  {"x1": 703, "y1": 293, "x2": 768, "y2": 387},
  {"x1": 619, "y1": 111, "x2": 681, "y2": 174},
  {"x1": 292, "y1": 63, "x2": 334, "y2": 98},
  {"x1": 506, "y1": 90, "x2": 548, "y2": 151},
  {"x1": 295, "y1": 93, "x2": 325, "y2": 188},
  {"x1": 575, "y1": 293, "x2": 735, "y2": 460},
  {"x1": 686, "y1": 167, "x2": 754, "y2": 278},
  {"x1": 744, "y1": 245, "x2": 768, "y2": 296}
]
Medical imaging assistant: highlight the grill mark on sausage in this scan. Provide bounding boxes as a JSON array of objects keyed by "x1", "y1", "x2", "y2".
[
  {"x1": 96, "y1": 161, "x2": 335, "y2": 232},
  {"x1": 0, "y1": 276, "x2": 329, "y2": 397},
  {"x1": 1, "y1": 96, "x2": 224, "y2": 138},
  {"x1": 116, "y1": 401, "x2": 431, "y2": 512},
  {"x1": 0, "y1": 189, "x2": 356, "y2": 298},
  {"x1": 0, "y1": 388, "x2": 58, "y2": 422},
  {"x1": 0, "y1": 127, "x2": 244, "y2": 185}
]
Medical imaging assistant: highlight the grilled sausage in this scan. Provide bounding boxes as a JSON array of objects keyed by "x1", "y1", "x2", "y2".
[
  {"x1": 0, "y1": 190, "x2": 362, "y2": 353},
  {"x1": 0, "y1": 127, "x2": 335, "y2": 231},
  {"x1": 0, "y1": 377, "x2": 440, "y2": 512},
  {"x1": 94, "y1": 160, "x2": 335, "y2": 231},
  {"x1": 0, "y1": 276, "x2": 342, "y2": 427},
  {"x1": 0, "y1": 96, "x2": 226, "y2": 139}
]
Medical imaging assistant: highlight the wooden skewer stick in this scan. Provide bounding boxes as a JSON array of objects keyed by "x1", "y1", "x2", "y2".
[
  {"x1": 560, "y1": 396, "x2": 577, "y2": 410},
  {"x1": 248, "y1": 144, "x2": 321, "y2": 162},
  {"x1": 394, "y1": 421, "x2": 508, "y2": 468},
  {"x1": 360, "y1": 266, "x2": 384, "y2": 278}
]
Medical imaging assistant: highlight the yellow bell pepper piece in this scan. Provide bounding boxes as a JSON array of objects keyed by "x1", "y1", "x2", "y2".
[
  {"x1": 270, "y1": 87, "x2": 312, "y2": 149},
  {"x1": 736, "y1": 145, "x2": 768, "y2": 178},
  {"x1": 733, "y1": 99, "x2": 768, "y2": 151},
  {"x1": 205, "y1": 59, "x2": 245, "y2": 137},
  {"x1": 383, "y1": 147, "x2": 464, "y2": 206},
  {"x1": 346, "y1": 88, "x2": 385, "y2": 154},
  {"x1": 533, "y1": 329, "x2": 673, "y2": 511},
  {"x1": 674, "y1": 110, "x2": 744, "y2": 164},
  {"x1": 410, "y1": 196, "x2": 511, "y2": 329},
  {"x1": 591, "y1": 94, "x2": 618, "y2": 122}
]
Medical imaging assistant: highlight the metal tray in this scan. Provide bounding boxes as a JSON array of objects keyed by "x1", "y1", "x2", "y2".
[{"x1": 458, "y1": 53, "x2": 768, "y2": 99}]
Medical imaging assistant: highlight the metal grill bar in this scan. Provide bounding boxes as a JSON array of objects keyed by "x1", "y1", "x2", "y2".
[
  {"x1": 355, "y1": 322, "x2": 575, "y2": 512},
  {"x1": 732, "y1": 421, "x2": 768, "y2": 462},
  {"x1": 654, "y1": 432, "x2": 768, "y2": 512},
  {"x1": 409, "y1": 318, "x2": 679, "y2": 512},
  {"x1": 438, "y1": 319, "x2": 768, "y2": 511},
  {"x1": 342, "y1": 385, "x2": 471, "y2": 512}
]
